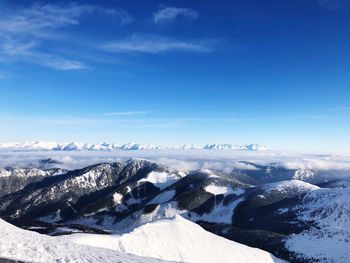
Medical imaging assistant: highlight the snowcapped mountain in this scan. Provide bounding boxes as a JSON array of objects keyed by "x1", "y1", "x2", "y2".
[
  {"x1": 0, "y1": 141, "x2": 268, "y2": 151},
  {"x1": 0, "y1": 167, "x2": 63, "y2": 178},
  {"x1": 230, "y1": 163, "x2": 347, "y2": 185},
  {"x1": 89, "y1": 142, "x2": 120, "y2": 151},
  {"x1": 284, "y1": 187, "x2": 350, "y2": 263},
  {"x1": 119, "y1": 143, "x2": 161, "y2": 150},
  {"x1": 0, "y1": 141, "x2": 61, "y2": 150},
  {"x1": 0, "y1": 167, "x2": 66, "y2": 197},
  {"x1": 203, "y1": 143, "x2": 268, "y2": 151},
  {"x1": 0, "y1": 159, "x2": 287, "y2": 263},
  {"x1": 1, "y1": 159, "x2": 349, "y2": 262}
]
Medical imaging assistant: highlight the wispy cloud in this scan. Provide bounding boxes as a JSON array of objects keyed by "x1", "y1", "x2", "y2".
[
  {"x1": 0, "y1": 71, "x2": 12, "y2": 80},
  {"x1": 329, "y1": 106, "x2": 350, "y2": 111},
  {"x1": 0, "y1": 113, "x2": 240, "y2": 130},
  {"x1": 0, "y1": 2, "x2": 132, "y2": 70},
  {"x1": 293, "y1": 114, "x2": 332, "y2": 120},
  {"x1": 1, "y1": 39, "x2": 86, "y2": 70},
  {"x1": 104, "y1": 111, "x2": 152, "y2": 116},
  {"x1": 0, "y1": 3, "x2": 132, "y2": 36},
  {"x1": 102, "y1": 34, "x2": 215, "y2": 54},
  {"x1": 318, "y1": 0, "x2": 345, "y2": 10},
  {"x1": 153, "y1": 7, "x2": 199, "y2": 23}
]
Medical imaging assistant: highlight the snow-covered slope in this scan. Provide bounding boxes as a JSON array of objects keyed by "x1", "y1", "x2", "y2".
[
  {"x1": 261, "y1": 180, "x2": 319, "y2": 195},
  {"x1": 284, "y1": 188, "x2": 350, "y2": 263},
  {"x1": 61, "y1": 216, "x2": 286, "y2": 263},
  {"x1": 229, "y1": 179, "x2": 350, "y2": 263},
  {"x1": 318, "y1": 178, "x2": 350, "y2": 189},
  {"x1": 0, "y1": 141, "x2": 269, "y2": 151},
  {"x1": 293, "y1": 169, "x2": 316, "y2": 181},
  {"x1": 2, "y1": 159, "x2": 349, "y2": 263},
  {"x1": 0, "y1": 167, "x2": 65, "y2": 197},
  {"x1": 0, "y1": 218, "x2": 167, "y2": 263},
  {"x1": 0, "y1": 168, "x2": 63, "y2": 178}
]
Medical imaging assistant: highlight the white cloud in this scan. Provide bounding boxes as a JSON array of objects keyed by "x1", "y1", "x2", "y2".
[
  {"x1": 104, "y1": 111, "x2": 151, "y2": 116},
  {"x1": 0, "y1": 38, "x2": 86, "y2": 70},
  {"x1": 0, "y1": 71, "x2": 12, "y2": 80},
  {"x1": 155, "y1": 157, "x2": 201, "y2": 171},
  {"x1": 153, "y1": 7, "x2": 198, "y2": 23},
  {"x1": 1, "y1": 150, "x2": 350, "y2": 172},
  {"x1": 0, "y1": 3, "x2": 131, "y2": 36},
  {"x1": 0, "y1": 3, "x2": 132, "y2": 70},
  {"x1": 102, "y1": 34, "x2": 214, "y2": 54},
  {"x1": 281, "y1": 158, "x2": 350, "y2": 170},
  {"x1": 39, "y1": 56, "x2": 86, "y2": 71}
]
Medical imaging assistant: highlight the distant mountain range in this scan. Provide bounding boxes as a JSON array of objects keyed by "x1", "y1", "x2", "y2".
[{"x1": 0, "y1": 141, "x2": 269, "y2": 151}]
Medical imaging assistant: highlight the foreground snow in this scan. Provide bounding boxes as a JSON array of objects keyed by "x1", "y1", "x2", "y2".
[
  {"x1": 0, "y1": 213, "x2": 286, "y2": 263},
  {"x1": 61, "y1": 215, "x2": 286, "y2": 263},
  {"x1": 0, "y1": 219, "x2": 166, "y2": 263}
]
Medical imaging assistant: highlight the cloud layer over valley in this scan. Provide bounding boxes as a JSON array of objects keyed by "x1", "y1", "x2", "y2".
[{"x1": 1, "y1": 150, "x2": 350, "y2": 173}]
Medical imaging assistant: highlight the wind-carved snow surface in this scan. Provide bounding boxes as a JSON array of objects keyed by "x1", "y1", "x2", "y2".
[
  {"x1": 0, "y1": 218, "x2": 167, "y2": 263},
  {"x1": 61, "y1": 216, "x2": 286, "y2": 263},
  {"x1": 285, "y1": 188, "x2": 350, "y2": 263}
]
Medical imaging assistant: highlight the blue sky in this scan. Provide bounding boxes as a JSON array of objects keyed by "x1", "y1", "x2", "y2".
[{"x1": 0, "y1": 0, "x2": 350, "y2": 152}]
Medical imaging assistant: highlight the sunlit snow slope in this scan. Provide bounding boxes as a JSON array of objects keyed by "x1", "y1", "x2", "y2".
[
  {"x1": 61, "y1": 215, "x2": 286, "y2": 263},
  {"x1": 0, "y1": 218, "x2": 167, "y2": 263}
]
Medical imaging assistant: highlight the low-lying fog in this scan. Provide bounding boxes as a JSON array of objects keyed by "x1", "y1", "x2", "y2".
[{"x1": 1, "y1": 150, "x2": 350, "y2": 173}]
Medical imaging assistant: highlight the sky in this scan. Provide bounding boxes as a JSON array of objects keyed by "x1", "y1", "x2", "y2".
[{"x1": 0, "y1": 0, "x2": 350, "y2": 152}]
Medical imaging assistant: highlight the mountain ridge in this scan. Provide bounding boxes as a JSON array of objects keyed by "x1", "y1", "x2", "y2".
[
  {"x1": 0, "y1": 141, "x2": 269, "y2": 151},
  {"x1": 0, "y1": 159, "x2": 349, "y2": 262}
]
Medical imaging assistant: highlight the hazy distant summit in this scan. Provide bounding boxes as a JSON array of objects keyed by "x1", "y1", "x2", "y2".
[
  {"x1": 203, "y1": 143, "x2": 268, "y2": 151},
  {"x1": 0, "y1": 141, "x2": 268, "y2": 151}
]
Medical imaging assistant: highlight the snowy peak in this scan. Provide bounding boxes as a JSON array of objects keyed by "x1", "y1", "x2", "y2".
[
  {"x1": 0, "y1": 141, "x2": 60, "y2": 150},
  {"x1": 203, "y1": 143, "x2": 268, "y2": 151},
  {"x1": 120, "y1": 143, "x2": 159, "y2": 150},
  {"x1": 0, "y1": 141, "x2": 269, "y2": 151}
]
